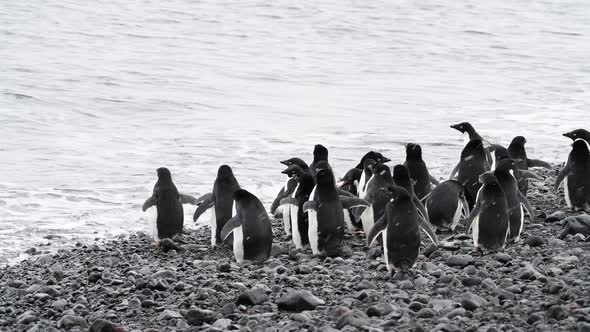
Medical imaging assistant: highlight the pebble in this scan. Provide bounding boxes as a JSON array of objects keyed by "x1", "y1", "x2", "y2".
[
  {"x1": 546, "y1": 305, "x2": 568, "y2": 321},
  {"x1": 16, "y1": 312, "x2": 37, "y2": 325},
  {"x1": 237, "y1": 287, "x2": 268, "y2": 306},
  {"x1": 446, "y1": 255, "x2": 474, "y2": 268},
  {"x1": 185, "y1": 309, "x2": 217, "y2": 326},
  {"x1": 461, "y1": 292, "x2": 486, "y2": 311},
  {"x1": 494, "y1": 253, "x2": 512, "y2": 263},
  {"x1": 278, "y1": 291, "x2": 324, "y2": 312},
  {"x1": 57, "y1": 315, "x2": 88, "y2": 329},
  {"x1": 366, "y1": 303, "x2": 395, "y2": 317},
  {"x1": 356, "y1": 280, "x2": 377, "y2": 290},
  {"x1": 524, "y1": 236, "x2": 545, "y2": 247}
]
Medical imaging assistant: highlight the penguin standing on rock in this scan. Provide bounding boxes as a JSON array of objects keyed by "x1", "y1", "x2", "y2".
[
  {"x1": 359, "y1": 163, "x2": 395, "y2": 235},
  {"x1": 192, "y1": 165, "x2": 241, "y2": 247},
  {"x1": 404, "y1": 143, "x2": 439, "y2": 200},
  {"x1": 425, "y1": 180, "x2": 470, "y2": 231},
  {"x1": 465, "y1": 172, "x2": 510, "y2": 254},
  {"x1": 355, "y1": 151, "x2": 390, "y2": 198},
  {"x1": 278, "y1": 165, "x2": 313, "y2": 249},
  {"x1": 142, "y1": 167, "x2": 198, "y2": 243},
  {"x1": 555, "y1": 139, "x2": 590, "y2": 212},
  {"x1": 507, "y1": 136, "x2": 551, "y2": 196},
  {"x1": 270, "y1": 158, "x2": 309, "y2": 215},
  {"x1": 450, "y1": 122, "x2": 493, "y2": 167},
  {"x1": 450, "y1": 139, "x2": 488, "y2": 209}
]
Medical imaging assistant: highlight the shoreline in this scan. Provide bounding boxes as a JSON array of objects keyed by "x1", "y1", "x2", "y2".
[{"x1": 1, "y1": 168, "x2": 590, "y2": 331}]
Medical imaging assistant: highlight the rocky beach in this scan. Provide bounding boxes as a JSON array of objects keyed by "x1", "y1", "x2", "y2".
[{"x1": 1, "y1": 167, "x2": 590, "y2": 332}]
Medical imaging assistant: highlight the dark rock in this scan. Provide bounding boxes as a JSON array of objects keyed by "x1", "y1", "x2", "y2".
[
  {"x1": 461, "y1": 292, "x2": 486, "y2": 311},
  {"x1": 416, "y1": 308, "x2": 436, "y2": 318},
  {"x1": 160, "y1": 238, "x2": 182, "y2": 252},
  {"x1": 150, "y1": 270, "x2": 176, "y2": 280},
  {"x1": 527, "y1": 312, "x2": 543, "y2": 324},
  {"x1": 494, "y1": 253, "x2": 512, "y2": 263},
  {"x1": 218, "y1": 262, "x2": 231, "y2": 273},
  {"x1": 277, "y1": 290, "x2": 324, "y2": 312},
  {"x1": 524, "y1": 236, "x2": 545, "y2": 247},
  {"x1": 185, "y1": 309, "x2": 217, "y2": 326},
  {"x1": 366, "y1": 303, "x2": 395, "y2": 317},
  {"x1": 158, "y1": 309, "x2": 182, "y2": 320},
  {"x1": 446, "y1": 255, "x2": 474, "y2": 268},
  {"x1": 88, "y1": 272, "x2": 102, "y2": 283},
  {"x1": 88, "y1": 319, "x2": 121, "y2": 332},
  {"x1": 220, "y1": 303, "x2": 235, "y2": 316},
  {"x1": 16, "y1": 311, "x2": 37, "y2": 325},
  {"x1": 356, "y1": 280, "x2": 377, "y2": 290},
  {"x1": 25, "y1": 248, "x2": 37, "y2": 255},
  {"x1": 462, "y1": 277, "x2": 481, "y2": 287},
  {"x1": 366, "y1": 248, "x2": 382, "y2": 259},
  {"x1": 545, "y1": 210, "x2": 567, "y2": 222},
  {"x1": 423, "y1": 244, "x2": 438, "y2": 257},
  {"x1": 237, "y1": 287, "x2": 268, "y2": 306},
  {"x1": 57, "y1": 315, "x2": 88, "y2": 329},
  {"x1": 547, "y1": 305, "x2": 568, "y2": 321}
]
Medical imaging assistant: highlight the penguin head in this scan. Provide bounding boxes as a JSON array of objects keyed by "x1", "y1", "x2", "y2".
[
  {"x1": 510, "y1": 136, "x2": 527, "y2": 146},
  {"x1": 379, "y1": 185, "x2": 411, "y2": 201},
  {"x1": 493, "y1": 146, "x2": 511, "y2": 161},
  {"x1": 450, "y1": 122, "x2": 474, "y2": 134},
  {"x1": 392, "y1": 164, "x2": 410, "y2": 181},
  {"x1": 281, "y1": 165, "x2": 303, "y2": 179},
  {"x1": 478, "y1": 171, "x2": 498, "y2": 185},
  {"x1": 156, "y1": 167, "x2": 172, "y2": 180},
  {"x1": 405, "y1": 143, "x2": 423, "y2": 159},
  {"x1": 564, "y1": 129, "x2": 590, "y2": 143},
  {"x1": 280, "y1": 157, "x2": 307, "y2": 169},
  {"x1": 315, "y1": 161, "x2": 334, "y2": 185},
  {"x1": 358, "y1": 151, "x2": 391, "y2": 167},
  {"x1": 313, "y1": 144, "x2": 328, "y2": 162},
  {"x1": 495, "y1": 158, "x2": 517, "y2": 172},
  {"x1": 363, "y1": 158, "x2": 377, "y2": 171},
  {"x1": 217, "y1": 165, "x2": 235, "y2": 178}
]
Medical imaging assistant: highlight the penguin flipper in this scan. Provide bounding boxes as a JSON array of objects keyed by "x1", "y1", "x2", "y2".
[
  {"x1": 337, "y1": 188, "x2": 355, "y2": 197},
  {"x1": 460, "y1": 194, "x2": 471, "y2": 218},
  {"x1": 270, "y1": 187, "x2": 286, "y2": 213},
  {"x1": 519, "y1": 170, "x2": 542, "y2": 180},
  {"x1": 193, "y1": 196, "x2": 214, "y2": 222},
  {"x1": 418, "y1": 215, "x2": 438, "y2": 245},
  {"x1": 449, "y1": 162, "x2": 461, "y2": 180},
  {"x1": 366, "y1": 215, "x2": 387, "y2": 246},
  {"x1": 341, "y1": 197, "x2": 371, "y2": 209},
  {"x1": 180, "y1": 193, "x2": 199, "y2": 205},
  {"x1": 142, "y1": 196, "x2": 156, "y2": 212},
  {"x1": 413, "y1": 195, "x2": 429, "y2": 222},
  {"x1": 554, "y1": 165, "x2": 571, "y2": 191},
  {"x1": 279, "y1": 197, "x2": 298, "y2": 207},
  {"x1": 518, "y1": 191, "x2": 535, "y2": 220},
  {"x1": 303, "y1": 201, "x2": 318, "y2": 212},
  {"x1": 194, "y1": 193, "x2": 213, "y2": 204},
  {"x1": 465, "y1": 204, "x2": 481, "y2": 234},
  {"x1": 429, "y1": 175, "x2": 440, "y2": 186},
  {"x1": 220, "y1": 215, "x2": 242, "y2": 241},
  {"x1": 527, "y1": 158, "x2": 552, "y2": 169}
]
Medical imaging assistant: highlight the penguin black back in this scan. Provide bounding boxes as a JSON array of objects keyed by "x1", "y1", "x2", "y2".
[{"x1": 404, "y1": 143, "x2": 433, "y2": 199}]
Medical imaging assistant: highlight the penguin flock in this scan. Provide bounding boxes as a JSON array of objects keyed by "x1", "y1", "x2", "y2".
[{"x1": 142, "y1": 124, "x2": 590, "y2": 276}]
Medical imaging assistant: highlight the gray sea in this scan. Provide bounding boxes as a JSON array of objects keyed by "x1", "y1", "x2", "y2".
[{"x1": 1, "y1": 0, "x2": 589, "y2": 263}]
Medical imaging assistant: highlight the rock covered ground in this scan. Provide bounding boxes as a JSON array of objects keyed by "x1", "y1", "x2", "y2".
[{"x1": 1, "y1": 168, "x2": 590, "y2": 332}]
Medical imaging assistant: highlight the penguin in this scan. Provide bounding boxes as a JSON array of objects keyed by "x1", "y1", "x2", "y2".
[
  {"x1": 404, "y1": 143, "x2": 439, "y2": 200},
  {"x1": 142, "y1": 167, "x2": 198, "y2": 242},
  {"x1": 493, "y1": 158, "x2": 536, "y2": 242},
  {"x1": 278, "y1": 165, "x2": 313, "y2": 248},
  {"x1": 337, "y1": 168, "x2": 362, "y2": 196},
  {"x1": 425, "y1": 180, "x2": 470, "y2": 231},
  {"x1": 354, "y1": 151, "x2": 391, "y2": 169},
  {"x1": 309, "y1": 144, "x2": 329, "y2": 180},
  {"x1": 449, "y1": 139, "x2": 488, "y2": 209},
  {"x1": 359, "y1": 163, "x2": 395, "y2": 235},
  {"x1": 450, "y1": 122, "x2": 493, "y2": 167},
  {"x1": 465, "y1": 172, "x2": 510, "y2": 253},
  {"x1": 366, "y1": 185, "x2": 421, "y2": 274},
  {"x1": 391, "y1": 164, "x2": 438, "y2": 244},
  {"x1": 507, "y1": 136, "x2": 552, "y2": 170},
  {"x1": 555, "y1": 139, "x2": 590, "y2": 212},
  {"x1": 358, "y1": 158, "x2": 378, "y2": 199},
  {"x1": 220, "y1": 189, "x2": 272, "y2": 263},
  {"x1": 490, "y1": 145, "x2": 542, "y2": 196},
  {"x1": 270, "y1": 158, "x2": 310, "y2": 215},
  {"x1": 563, "y1": 129, "x2": 590, "y2": 145},
  {"x1": 303, "y1": 161, "x2": 370, "y2": 256},
  {"x1": 193, "y1": 165, "x2": 241, "y2": 247}
]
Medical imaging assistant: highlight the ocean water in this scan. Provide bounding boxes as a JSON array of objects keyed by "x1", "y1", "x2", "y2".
[{"x1": 1, "y1": 0, "x2": 589, "y2": 263}]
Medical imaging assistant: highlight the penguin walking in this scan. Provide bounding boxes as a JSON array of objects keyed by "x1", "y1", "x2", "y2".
[
  {"x1": 465, "y1": 172, "x2": 510, "y2": 253},
  {"x1": 220, "y1": 189, "x2": 272, "y2": 263},
  {"x1": 142, "y1": 168, "x2": 198, "y2": 243},
  {"x1": 450, "y1": 139, "x2": 488, "y2": 209},
  {"x1": 366, "y1": 185, "x2": 422, "y2": 274},
  {"x1": 193, "y1": 165, "x2": 241, "y2": 247},
  {"x1": 404, "y1": 143, "x2": 439, "y2": 200},
  {"x1": 555, "y1": 139, "x2": 590, "y2": 212},
  {"x1": 278, "y1": 165, "x2": 314, "y2": 249},
  {"x1": 493, "y1": 159, "x2": 536, "y2": 242},
  {"x1": 303, "y1": 161, "x2": 370, "y2": 256},
  {"x1": 425, "y1": 180, "x2": 470, "y2": 231}
]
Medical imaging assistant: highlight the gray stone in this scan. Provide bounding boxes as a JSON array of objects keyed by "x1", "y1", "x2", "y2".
[
  {"x1": 446, "y1": 255, "x2": 474, "y2": 268},
  {"x1": 212, "y1": 318, "x2": 232, "y2": 329},
  {"x1": 16, "y1": 311, "x2": 37, "y2": 325},
  {"x1": 277, "y1": 290, "x2": 324, "y2": 312},
  {"x1": 356, "y1": 280, "x2": 377, "y2": 290},
  {"x1": 524, "y1": 236, "x2": 545, "y2": 247},
  {"x1": 237, "y1": 287, "x2": 268, "y2": 306},
  {"x1": 461, "y1": 292, "x2": 486, "y2": 311},
  {"x1": 51, "y1": 299, "x2": 67, "y2": 310},
  {"x1": 185, "y1": 309, "x2": 216, "y2": 326},
  {"x1": 151, "y1": 270, "x2": 177, "y2": 280},
  {"x1": 494, "y1": 253, "x2": 512, "y2": 263},
  {"x1": 366, "y1": 303, "x2": 395, "y2": 317},
  {"x1": 57, "y1": 315, "x2": 88, "y2": 329},
  {"x1": 547, "y1": 305, "x2": 568, "y2": 321},
  {"x1": 158, "y1": 309, "x2": 182, "y2": 320}
]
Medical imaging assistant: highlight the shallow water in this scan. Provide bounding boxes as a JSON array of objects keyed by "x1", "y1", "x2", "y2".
[{"x1": 1, "y1": 0, "x2": 589, "y2": 263}]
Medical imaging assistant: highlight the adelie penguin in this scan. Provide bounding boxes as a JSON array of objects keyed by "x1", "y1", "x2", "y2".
[
  {"x1": 465, "y1": 172, "x2": 510, "y2": 254},
  {"x1": 356, "y1": 151, "x2": 390, "y2": 198},
  {"x1": 359, "y1": 163, "x2": 395, "y2": 235},
  {"x1": 450, "y1": 139, "x2": 488, "y2": 209},
  {"x1": 404, "y1": 143, "x2": 439, "y2": 200},
  {"x1": 507, "y1": 136, "x2": 551, "y2": 195},
  {"x1": 309, "y1": 145, "x2": 329, "y2": 180},
  {"x1": 450, "y1": 122, "x2": 493, "y2": 167},
  {"x1": 563, "y1": 129, "x2": 590, "y2": 145},
  {"x1": 142, "y1": 168, "x2": 199, "y2": 243},
  {"x1": 358, "y1": 158, "x2": 378, "y2": 199},
  {"x1": 303, "y1": 161, "x2": 370, "y2": 257},
  {"x1": 270, "y1": 158, "x2": 310, "y2": 215},
  {"x1": 425, "y1": 180, "x2": 470, "y2": 231},
  {"x1": 493, "y1": 158, "x2": 535, "y2": 242},
  {"x1": 555, "y1": 139, "x2": 590, "y2": 212},
  {"x1": 337, "y1": 168, "x2": 362, "y2": 196},
  {"x1": 278, "y1": 165, "x2": 313, "y2": 249},
  {"x1": 366, "y1": 185, "x2": 422, "y2": 274},
  {"x1": 193, "y1": 165, "x2": 241, "y2": 247},
  {"x1": 220, "y1": 189, "x2": 272, "y2": 263}
]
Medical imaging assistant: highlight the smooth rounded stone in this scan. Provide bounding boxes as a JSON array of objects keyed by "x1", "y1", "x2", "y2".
[
  {"x1": 220, "y1": 303, "x2": 236, "y2": 316},
  {"x1": 154, "y1": 279, "x2": 169, "y2": 291},
  {"x1": 505, "y1": 285, "x2": 523, "y2": 294},
  {"x1": 462, "y1": 277, "x2": 482, "y2": 287},
  {"x1": 173, "y1": 282, "x2": 186, "y2": 291},
  {"x1": 141, "y1": 299, "x2": 156, "y2": 308},
  {"x1": 17, "y1": 311, "x2": 37, "y2": 325},
  {"x1": 151, "y1": 270, "x2": 177, "y2": 280},
  {"x1": 414, "y1": 277, "x2": 429, "y2": 288},
  {"x1": 517, "y1": 265, "x2": 542, "y2": 280},
  {"x1": 366, "y1": 248, "x2": 382, "y2": 260},
  {"x1": 367, "y1": 303, "x2": 395, "y2": 317},
  {"x1": 429, "y1": 299, "x2": 454, "y2": 313},
  {"x1": 218, "y1": 262, "x2": 231, "y2": 272},
  {"x1": 335, "y1": 310, "x2": 370, "y2": 330},
  {"x1": 159, "y1": 309, "x2": 183, "y2": 321},
  {"x1": 433, "y1": 323, "x2": 460, "y2": 332},
  {"x1": 422, "y1": 244, "x2": 438, "y2": 257},
  {"x1": 464, "y1": 265, "x2": 477, "y2": 276},
  {"x1": 290, "y1": 312, "x2": 312, "y2": 323},
  {"x1": 185, "y1": 309, "x2": 217, "y2": 326},
  {"x1": 88, "y1": 272, "x2": 102, "y2": 283},
  {"x1": 546, "y1": 305, "x2": 568, "y2": 320},
  {"x1": 51, "y1": 299, "x2": 67, "y2": 310},
  {"x1": 461, "y1": 292, "x2": 486, "y2": 311},
  {"x1": 549, "y1": 238, "x2": 566, "y2": 247},
  {"x1": 524, "y1": 236, "x2": 545, "y2": 247},
  {"x1": 420, "y1": 262, "x2": 439, "y2": 274},
  {"x1": 277, "y1": 291, "x2": 324, "y2": 312},
  {"x1": 446, "y1": 308, "x2": 465, "y2": 319},
  {"x1": 297, "y1": 265, "x2": 312, "y2": 274},
  {"x1": 527, "y1": 312, "x2": 543, "y2": 324},
  {"x1": 494, "y1": 253, "x2": 512, "y2": 263},
  {"x1": 577, "y1": 322, "x2": 590, "y2": 332},
  {"x1": 416, "y1": 308, "x2": 436, "y2": 318},
  {"x1": 356, "y1": 280, "x2": 377, "y2": 290},
  {"x1": 26, "y1": 284, "x2": 41, "y2": 294},
  {"x1": 58, "y1": 315, "x2": 88, "y2": 329},
  {"x1": 399, "y1": 280, "x2": 413, "y2": 290},
  {"x1": 545, "y1": 210, "x2": 567, "y2": 222},
  {"x1": 212, "y1": 318, "x2": 232, "y2": 329},
  {"x1": 446, "y1": 255, "x2": 474, "y2": 268},
  {"x1": 237, "y1": 287, "x2": 268, "y2": 306},
  {"x1": 36, "y1": 254, "x2": 54, "y2": 265},
  {"x1": 334, "y1": 265, "x2": 354, "y2": 274},
  {"x1": 409, "y1": 302, "x2": 424, "y2": 312}
]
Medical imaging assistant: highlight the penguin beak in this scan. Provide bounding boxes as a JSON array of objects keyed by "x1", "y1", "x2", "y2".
[
  {"x1": 337, "y1": 180, "x2": 347, "y2": 188},
  {"x1": 382, "y1": 157, "x2": 391, "y2": 163},
  {"x1": 563, "y1": 133, "x2": 572, "y2": 139},
  {"x1": 280, "y1": 160, "x2": 289, "y2": 166},
  {"x1": 281, "y1": 169, "x2": 289, "y2": 174}
]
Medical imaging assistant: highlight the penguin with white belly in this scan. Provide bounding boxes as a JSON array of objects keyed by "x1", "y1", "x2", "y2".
[
  {"x1": 278, "y1": 165, "x2": 314, "y2": 249},
  {"x1": 555, "y1": 139, "x2": 590, "y2": 212}
]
